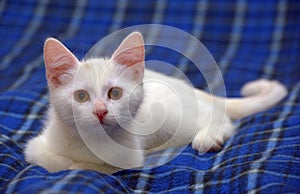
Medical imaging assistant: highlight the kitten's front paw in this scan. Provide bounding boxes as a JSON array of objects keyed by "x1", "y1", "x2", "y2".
[{"x1": 192, "y1": 132, "x2": 224, "y2": 153}]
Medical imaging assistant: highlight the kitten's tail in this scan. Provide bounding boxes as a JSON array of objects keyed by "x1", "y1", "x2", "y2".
[{"x1": 225, "y1": 79, "x2": 287, "y2": 120}]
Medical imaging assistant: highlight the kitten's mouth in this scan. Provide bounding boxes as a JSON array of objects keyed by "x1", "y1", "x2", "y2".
[
  {"x1": 97, "y1": 116, "x2": 107, "y2": 126},
  {"x1": 93, "y1": 111, "x2": 108, "y2": 126},
  {"x1": 96, "y1": 118, "x2": 110, "y2": 128},
  {"x1": 98, "y1": 119, "x2": 107, "y2": 125}
]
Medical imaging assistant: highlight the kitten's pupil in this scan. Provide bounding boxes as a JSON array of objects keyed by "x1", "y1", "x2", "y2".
[
  {"x1": 108, "y1": 87, "x2": 122, "y2": 100},
  {"x1": 74, "y1": 90, "x2": 90, "y2": 102},
  {"x1": 111, "y1": 89, "x2": 119, "y2": 97},
  {"x1": 78, "y1": 93, "x2": 85, "y2": 100}
]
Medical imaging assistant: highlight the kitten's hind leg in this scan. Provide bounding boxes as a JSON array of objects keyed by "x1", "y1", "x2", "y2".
[{"x1": 191, "y1": 115, "x2": 235, "y2": 153}]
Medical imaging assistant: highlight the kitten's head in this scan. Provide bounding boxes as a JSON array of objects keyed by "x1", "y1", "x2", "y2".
[{"x1": 44, "y1": 32, "x2": 145, "y2": 133}]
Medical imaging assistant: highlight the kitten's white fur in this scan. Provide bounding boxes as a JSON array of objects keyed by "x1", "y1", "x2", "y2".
[{"x1": 24, "y1": 32, "x2": 287, "y2": 174}]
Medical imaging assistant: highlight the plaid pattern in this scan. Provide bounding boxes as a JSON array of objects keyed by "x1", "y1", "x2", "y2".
[{"x1": 1, "y1": 0, "x2": 300, "y2": 193}]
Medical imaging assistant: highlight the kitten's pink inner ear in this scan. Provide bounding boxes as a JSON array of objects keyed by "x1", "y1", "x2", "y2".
[
  {"x1": 112, "y1": 32, "x2": 145, "y2": 67},
  {"x1": 44, "y1": 38, "x2": 79, "y2": 86}
]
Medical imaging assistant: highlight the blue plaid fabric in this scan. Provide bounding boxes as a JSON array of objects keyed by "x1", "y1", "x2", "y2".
[{"x1": 1, "y1": 0, "x2": 300, "y2": 193}]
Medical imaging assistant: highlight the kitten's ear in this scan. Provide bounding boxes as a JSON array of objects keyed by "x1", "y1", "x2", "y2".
[
  {"x1": 44, "y1": 38, "x2": 79, "y2": 87},
  {"x1": 112, "y1": 32, "x2": 145, "y2": 80}
]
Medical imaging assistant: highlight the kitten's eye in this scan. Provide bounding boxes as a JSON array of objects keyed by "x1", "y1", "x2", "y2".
[
  {"x1": 74, "y1": 90, "x2": 90, "y2": 102},
  {"x1": 108, "y1": 87, "x2": 122, "y2": 100}
]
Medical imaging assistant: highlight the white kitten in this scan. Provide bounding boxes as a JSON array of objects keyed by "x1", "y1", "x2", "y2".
[{"x1": 24, "y1": 32, "x2": 287, "y2": 174}]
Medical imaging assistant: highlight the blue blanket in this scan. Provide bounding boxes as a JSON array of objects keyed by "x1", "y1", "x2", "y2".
[{"x1": 1, "y1": 0, "x2": 299, "y2": 193}]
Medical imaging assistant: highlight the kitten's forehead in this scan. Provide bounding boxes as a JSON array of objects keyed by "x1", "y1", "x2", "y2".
[
  {"x1": 82, "y1": 58, "x2": 110, "y2": 71},
  {"x1": 74, "y1": 58, "x2": 124, "y2": 89},
  {"x1": 79, "y1": 58, "x2": 112, "y2": 80},
  {"x1": 83, "y1": 62, "x2": 92, "y2": 69},
  {"x1": 73, "y1": 58, "x2": 138, "y2": 96}
]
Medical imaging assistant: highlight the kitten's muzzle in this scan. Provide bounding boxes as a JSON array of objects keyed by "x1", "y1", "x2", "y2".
[
  {"x1": 93, "y1": 110, "x2": 108, "y2": 123},
  {"x1": 93, "y1": 101, "x2": 108, "y2": 124}
]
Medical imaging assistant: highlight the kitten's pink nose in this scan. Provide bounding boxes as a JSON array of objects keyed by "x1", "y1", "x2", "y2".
[{"x1": 93, "y1": 101, "x2": 108, "y2": 123}]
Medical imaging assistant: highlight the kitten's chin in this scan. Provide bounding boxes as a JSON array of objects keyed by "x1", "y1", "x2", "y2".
[
  {"x1": 96, "y1": 119, "x2": 117, "y2": 129},
  {"x1": 99, "y1": 120, "x2": 117, "y2": 129},
  {"x1": 99, "y1": 122, "x2": 109, "y2": 127}
]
